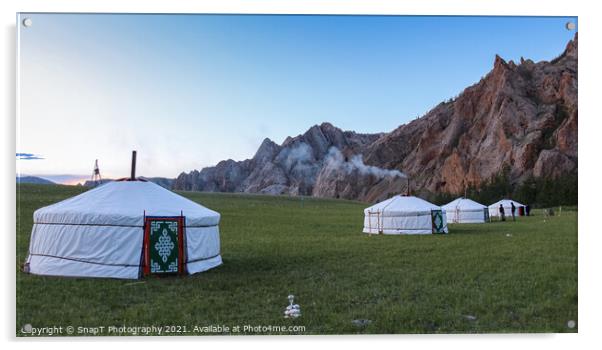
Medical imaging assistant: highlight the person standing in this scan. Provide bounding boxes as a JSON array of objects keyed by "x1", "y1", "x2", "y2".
[
  {"x1": 525, "y1": 204, "x2": 531, "y2": 216},
  {"x1": 499, "y1": 204, "x2": 505, "y2": 221},
  {"x1": 511, "y1": 202, "x2": 516, "y2": 221}
]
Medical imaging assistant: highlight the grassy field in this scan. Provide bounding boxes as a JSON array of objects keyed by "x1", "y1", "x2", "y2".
[{"x1": 16, "y1": 184, "x2": 577, "y2": 335}]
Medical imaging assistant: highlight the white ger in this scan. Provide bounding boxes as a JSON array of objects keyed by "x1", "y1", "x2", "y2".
[
  {"x1": 442, "y1": 197, "x2": 489, "y2": 223},
  {"x1": 363, "y1": 195, "x2": 448, "y2": 235},
  {"x1": 488, "y1": 199, "x2": 526, "y2": 218},
  {"x1": 24, "y1": 180, "x2": 222, "y2": 279}
]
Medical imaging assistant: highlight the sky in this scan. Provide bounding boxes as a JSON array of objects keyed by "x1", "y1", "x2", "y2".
[{"x1": 17, "y1": 14, "x2": 577, "y2": 183}]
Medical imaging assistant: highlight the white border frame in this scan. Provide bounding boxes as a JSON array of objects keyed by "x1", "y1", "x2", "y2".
[{"x1": 3, "y1": 1, "x2": 600, "y2": 349}]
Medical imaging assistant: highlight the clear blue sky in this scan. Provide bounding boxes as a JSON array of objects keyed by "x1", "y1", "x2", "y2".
[{"x1": 17, "y1": 14, "x2": 577, "y2": 182}]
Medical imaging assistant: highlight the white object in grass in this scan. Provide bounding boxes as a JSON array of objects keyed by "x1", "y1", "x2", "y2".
[{"x1": 284, "y1": 295, "x2": 301, "y2": 318}]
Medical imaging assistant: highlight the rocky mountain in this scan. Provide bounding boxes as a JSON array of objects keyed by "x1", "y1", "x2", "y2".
[
  {"x1": 172, "y1": 123, "x2": 403, "y2": 201},
  {"x1": 174, "y1": 34, "x2": 577, "y2": 202},
  {"x1": 363, "y1": 33, "x2": 577, "y2": 195}
]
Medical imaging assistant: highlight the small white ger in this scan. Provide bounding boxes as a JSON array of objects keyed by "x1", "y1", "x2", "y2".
[
  {"x1": 442, "y1": 197, "x2": 488, "y2": 223},
  {"x1": 363, "y1": 195, "x2": 448, "y2": 234}
]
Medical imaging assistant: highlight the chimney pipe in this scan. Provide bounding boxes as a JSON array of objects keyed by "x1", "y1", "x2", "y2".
[
  {"x1": 131, "y1": 150, "x2": 137, "y2": 180},
  {"x1": 406, "y1": 178, "x2": 411, "y2": 196}
]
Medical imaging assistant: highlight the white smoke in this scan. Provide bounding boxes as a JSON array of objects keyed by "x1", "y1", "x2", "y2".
[
  {"x1": 323, "y1": 147, "x2": 406, "y2": 179},
  {"x1": 277, "y1": 142, "x2": 315, "y2": 172}
]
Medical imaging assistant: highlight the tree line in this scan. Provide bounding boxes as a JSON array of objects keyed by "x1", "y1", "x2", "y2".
[{"x1": 426, "y1": 167, "x2": 577, "y2": 208}]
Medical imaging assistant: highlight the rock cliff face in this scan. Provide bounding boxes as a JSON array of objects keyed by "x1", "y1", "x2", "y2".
[
  {"x1": 174, "y1": 34, "x2": 577, "y2": 202},
  {"x1": 363, "y1": 34, "x2": 577, "y2": 194}
]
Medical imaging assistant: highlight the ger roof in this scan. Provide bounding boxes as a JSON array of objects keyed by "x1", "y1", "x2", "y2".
[
  {"x1": 442, "y1": 197, "x2": 486, "y2": 210},
  {"x1": 364, "y1": 195, "x2": 442, "y2": 214},
  {"x1": 33, "y1": 181, "x2": 220, "y2": 227},
  {"x1": 488, "y1": 199, "x2": 525, "y2": 208}
]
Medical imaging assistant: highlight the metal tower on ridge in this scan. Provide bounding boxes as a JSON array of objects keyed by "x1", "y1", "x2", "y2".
[{"x1": 91, "y1": 159, "x2": 102, "y2": 186}]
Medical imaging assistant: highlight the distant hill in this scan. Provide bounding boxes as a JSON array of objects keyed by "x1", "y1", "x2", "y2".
[
  {"x1": 82, "y1": 179, "x2": 113, "y2": 187},
  {"x1": 16, "y1": 176, "x2": 55, "y2": 185},
  {"x1": 146, "y1": 177, "x2": 175, "y2": 189},
  {"x1": 83, "y1": 177, "x2": 174, "y2": 189}
]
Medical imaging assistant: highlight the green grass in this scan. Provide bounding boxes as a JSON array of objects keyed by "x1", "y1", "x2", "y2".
[{"x1": 16, "y1": 184, "x2": 577, "y2": 335}]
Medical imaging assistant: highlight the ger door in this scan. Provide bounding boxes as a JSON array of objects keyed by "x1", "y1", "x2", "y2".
[{"x1": 143, "y1": 216, "x2": 185, "y2": 276}]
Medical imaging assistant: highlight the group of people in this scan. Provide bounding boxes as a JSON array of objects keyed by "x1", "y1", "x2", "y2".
[{"x1": 499, "y1": 202, "x2": 531, "y2": 221}]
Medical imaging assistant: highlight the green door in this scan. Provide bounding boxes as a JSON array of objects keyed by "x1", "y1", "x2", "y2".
[
  {"x1": 145, "y1": 217, "x2": 183, "y2": 275},
  {"x1": 431, "y1": 210, "x2": 446, "y2": 234}
]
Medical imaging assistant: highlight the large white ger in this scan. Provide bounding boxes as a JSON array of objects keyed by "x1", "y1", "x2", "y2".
[
  {"x1": 488, "y1": 199, "x2": 526, "y2": 217},
  {"x1": 442, "y1": 197, "x2": 489, "y2": 223},
  {"x1": 25, "y1": 180, "x2": 222, "y2": 279},
  {"x1": 363, "y1": 195, "x2": 448, "y2": 235}
]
